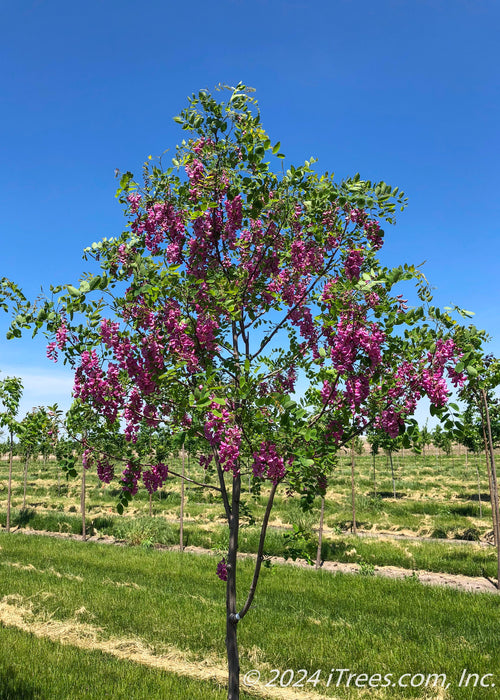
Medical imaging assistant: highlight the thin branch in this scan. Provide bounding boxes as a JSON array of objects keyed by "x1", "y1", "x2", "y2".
[
  {"x1": 214, "y1": 449, "x2": 232, "y2": 522},
  {"x1": 166, "y1": 468, "x2": 221, "y2": 492},
  {"x1": 237, "y1": 481, "x2": 278, "y2": 620}
]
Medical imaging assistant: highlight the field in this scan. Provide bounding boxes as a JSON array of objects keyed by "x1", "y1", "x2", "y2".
[
  {"x1": 1, "y1": 446, "x2": 499, "y2": 698},
  {"x1": 0, "y1": 446, "x2": 497, "y2": 578},
  {"x1": 1, "y1": 534, "x2": 499, "y2": 699}
]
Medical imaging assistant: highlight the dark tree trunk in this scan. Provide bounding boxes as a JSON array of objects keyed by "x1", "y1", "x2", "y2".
[
  {"x1": 372, "y1": 453, "x2": 377, "y2": 497},
  {"x1": 81, "y1": 466, "x2": 86, "y2": 540},
  {"x1": 226, "y1": 474, "x2": 241, "y2": 699},
  {"x1": 350, "y1": 443, "x2": 356, "y2": 534},
  {"x1": 180, "y1": 445, "x2": 185, "y2": 552}
]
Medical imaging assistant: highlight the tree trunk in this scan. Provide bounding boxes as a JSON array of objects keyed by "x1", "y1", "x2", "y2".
[
  {"x1": 149, "y1": 492, "x2": 152, "y2": 517},
  {"x1": 372, "y1": 453, "x2": 377, "y2": 497},
  {"x1": 81, "y1": 466, "x2": 86, "y2": 541},
  {"x1": 6, "y1": 430, "x2": 14, "y2": 533},
  {"x1": 315, "y1": 496, "x2": 325, "y2": 569},
  {"x1": 474, "y1": 455, "x2": 483, "y2": 518},
  {"x1": 481, "y1": 409, "x2": 497, "y2": 546},
  {"x1": 180, "y1": 445, "x2": 185, "y2": 552},
  {"x1": 389, "y1": 451, "x2": 396, "y2": 498},
  {"x1": 481, "y1": 390, "x2": 500, "y2": 590},
  {"x1": 226, "y1": 473, "x2": 241, "y2": 699},
  {"x1": 350, "y1": 443, "x2": 357, "y2": 534},
  {"x1": 22, "y1": 454, "x2": 29, "y2": 510}
]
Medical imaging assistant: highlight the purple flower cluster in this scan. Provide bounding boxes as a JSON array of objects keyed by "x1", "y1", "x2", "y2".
[
  {"x1": 120, "y1": 461, "x2": 141, "y2": 496},
  {"x1": 142, "y1": 463, "x2": 169, "y2": 494},
  {"x1": 204, "y1": 404, "x2": 242, "y2": 476},
  {"x1": 252, "y1": 442, "x2": 286, "y2": 484},
  {"x1": 82, "y1": 448, "x2": 93, "y2": 470},
  {"x1": 96, "y1": 457, "x2": 114, "y2": 484},
  {"x1": 344, "y1": 249, "x2": 364, "y2": 281},
  {"x1": 216, "y1": 558, "x2": 228, "y2": 581}
]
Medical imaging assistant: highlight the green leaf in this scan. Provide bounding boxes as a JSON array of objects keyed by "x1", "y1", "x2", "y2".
[{"x1": 211, "y1": 397, "x2": 227, "y2": 406}]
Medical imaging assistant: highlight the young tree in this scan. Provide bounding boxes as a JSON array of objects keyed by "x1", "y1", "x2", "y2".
[
  {"x1": 367, "y1": 429, "x2": 381, "y2": 496},
  {"x1": 453, "y1": 326, "x2": 500, "y2": 588},
  {"x1": 17, "y1": 406, "x2": 49, "y2": 509},
  {"x1": 6, "y1": 84, "x2": 467, "y2": 697},
  {"x1": 377, "y1": 433, "x2": 402, "y2": 498},
  {"x1": 420, "y1": 423, "x2": 432, "y2": 464},
  {"x1": 0, "y1": 376, "x2": 23, "y2": 532}
]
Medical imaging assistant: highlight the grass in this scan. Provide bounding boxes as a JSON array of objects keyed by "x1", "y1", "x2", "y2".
[
  {"x1": 1, "y1": 507, "x2": 497, "y2": 579},
  {"x1": 0, "y1": 626, "x2": 240, "y2": 700},
  {"x1": 1, "y1": 533, "x2": 499, "y2": 698},
  {"x1": 0, "y1": 448, "x2": 498, "y2": 582}
]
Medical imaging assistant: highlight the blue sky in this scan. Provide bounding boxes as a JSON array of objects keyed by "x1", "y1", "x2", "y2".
[{"x1": 0, "y1": 0, "x2": 498, "y2": 421}]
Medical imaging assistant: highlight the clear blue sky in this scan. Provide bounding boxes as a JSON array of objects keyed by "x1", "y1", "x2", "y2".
[{"x1": 1, "y1": 0, "x2": 498, "y2": 421}]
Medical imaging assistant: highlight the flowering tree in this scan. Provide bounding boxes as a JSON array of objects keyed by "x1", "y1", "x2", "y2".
[{"x1": 6, "y1": 84, "x2": 467, "y2": 698}]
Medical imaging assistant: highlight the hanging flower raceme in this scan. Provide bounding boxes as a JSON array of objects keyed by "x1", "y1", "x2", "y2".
[
  {"x1": 73, "y1": 351, "x2": 125, "y2": 423},
  {"x1": 344, "y1": 249, "x2": 364, "y2": 281},
  {"x1": 96, "y1": 457, "x2": 114, "y2": 484},
  {"x1": 204, "y1": 403, "x2": 242, "y2": 476},
  {"x1": 216, "y1": 558, "x2": 228, "y2": 581},
  {"x1": 46, "y1": 319, "x2": 69, "y2": 362},
  {"x1": 82, "y1": 448, "x2": 93, "y2": 471},
  {"x1": 252, "y1": 442, "x2": 286, "y2": 484},
  {"x1": 120, "y1": 461, "x2": 141, "y2": 496},
  {"x1": 142, "y1": 463, "x2": 169, "y2": 494}
]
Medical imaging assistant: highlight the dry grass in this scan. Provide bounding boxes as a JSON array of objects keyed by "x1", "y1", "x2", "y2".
[{"x1": 3, "y1": 559, "x2": 83, "y2": 581}]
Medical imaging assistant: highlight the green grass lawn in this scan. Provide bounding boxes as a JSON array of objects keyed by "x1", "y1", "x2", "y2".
[
  {"x1": 1, "y1": 533, "x2": 499, "y2": 699},
  {"x1": 0, "y1": 626, "x2": 240, "y2": 700}
]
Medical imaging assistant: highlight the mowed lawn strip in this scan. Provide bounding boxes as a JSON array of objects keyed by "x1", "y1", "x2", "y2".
[
  {"x1": 0, "y1": 625, "x2": 251, "y2": 700},
  {"x1": 2, "y1": 508, "x2": 497, "y2": 580},
  {"x1": 1, "y1": 533, "x2": 499, "y2": 698}
]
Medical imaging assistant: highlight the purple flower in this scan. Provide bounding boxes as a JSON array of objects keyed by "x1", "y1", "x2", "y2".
[{"x1": 216, "y1": 558, "x2": 228, "y2": 581}]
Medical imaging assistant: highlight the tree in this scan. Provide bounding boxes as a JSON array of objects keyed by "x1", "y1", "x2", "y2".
[
  {"x1": 5, "y1": 84, "x2": 467, "y2": 697},
  {"x1": 420, "y1": 423, "x2": 432, "y2": 463},
  {"x1": 453, "y1": 325, "x2": 500, "y2": 589},
  {"x1": 458, "y1": 406, "x2": 487, "y2": 516},
  {"x1": 17, "y1": 406, "x2": 49, "y2": 509},
  {"x1": 367, "y1": 430, "x2": 381, "y2": 496},
  {"x1": 0, "y1": 376, "x2": 23, "y2": 532},
  {"x1": 374, "y1": 431, "x2": 402, "y2": 498}
]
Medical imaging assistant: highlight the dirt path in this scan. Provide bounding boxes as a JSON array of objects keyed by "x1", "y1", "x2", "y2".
[{"x1": 7, "y1": 527, "x2": 499, "y2": 595}]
